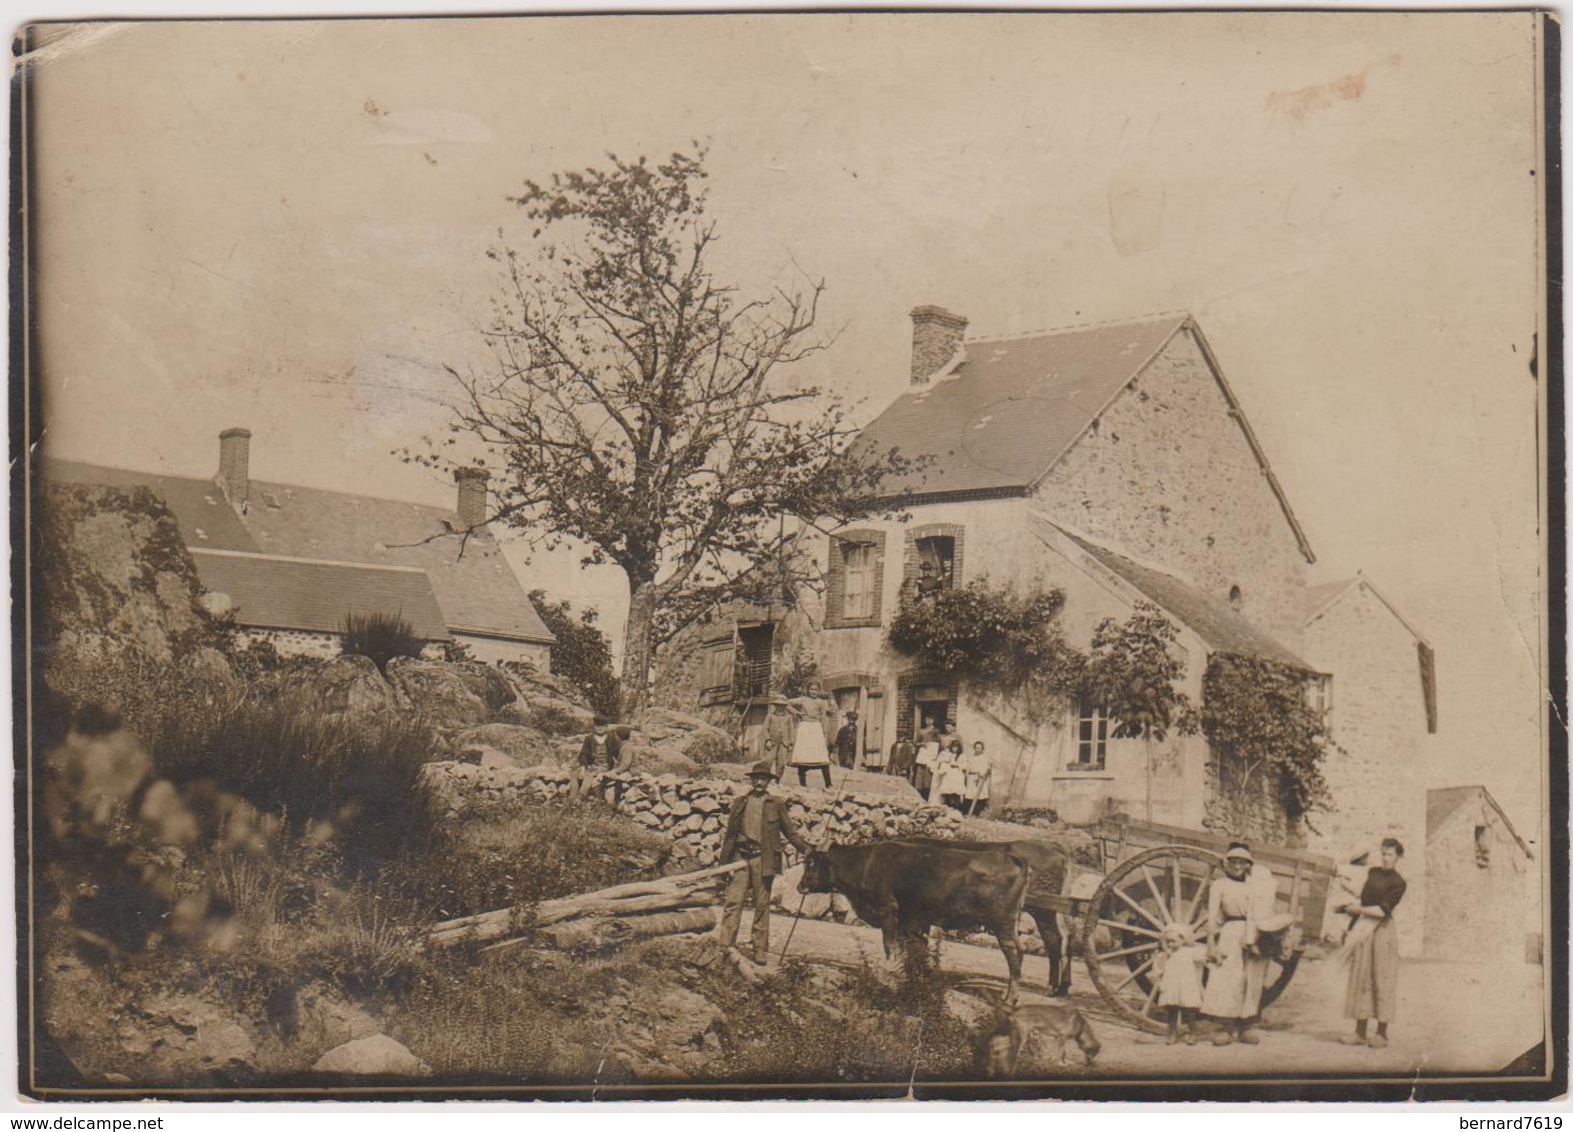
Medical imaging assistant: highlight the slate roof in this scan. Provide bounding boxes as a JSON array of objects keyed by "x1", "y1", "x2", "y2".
[
  {"x1": 44, "y1": 458, "x2": 259, "y2": 552},
  {"x1": 1304, "y1": 574, "x2": 1430, "y2": 646},
  {"x1": 853, "y1": 314, "x2": 1189, "y2": 497},
  {"x1": 852, "y1": 313, "x2": 1316, "y2": 563},
  {"x1": 43, "y1": 458, "x2": 554, "y2": 645},
  {"x1": 1031, "y1": 513, "x2": 1309, "y2": 670},
  {"x1": 190, "y1": 549, "x2": 452, "y2": 641},
  {"x1": 1427, "y1": 785, "x2": 1532, "y2": 858}
]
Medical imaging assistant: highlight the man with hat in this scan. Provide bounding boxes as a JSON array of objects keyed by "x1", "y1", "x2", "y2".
[
  {"x1": 833, "y1": 711, "x2": 861, "y2": 770},
  {"x1": 716, "y1": 760, "x2": 812, "y2": 965},
  {"x1": 1201, "y1": 842, "x2": 1280, "y2": 1045}
]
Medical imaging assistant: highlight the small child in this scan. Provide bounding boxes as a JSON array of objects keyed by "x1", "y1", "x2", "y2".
[{"x1": 1152, "y1": 923, "x2": 1207, "y2": 1045}]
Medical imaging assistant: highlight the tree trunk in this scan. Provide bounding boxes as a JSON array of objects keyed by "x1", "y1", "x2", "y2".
[{"x1": 619, "y1": 581, "x2": 658, "y2": 720}]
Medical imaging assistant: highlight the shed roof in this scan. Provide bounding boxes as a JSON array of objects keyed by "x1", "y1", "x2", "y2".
[
  {"x1": 190, "y1": 548, "x2": 452, "y2": 641},
  {"x1": 44, "y1": 458, "x2": 554, "y2": 644},
  {"x1": 1304, "y1": 573, "x2": 1431, "y2": 646},
  {"x1": 1427, "y1": 785, "x2": 1533, "y2": 858},
  {"x1": 1032, "y1": 513, "x2": 1310, "y2": 670}
]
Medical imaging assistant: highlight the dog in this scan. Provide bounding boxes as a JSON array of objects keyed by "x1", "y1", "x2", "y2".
[{"x1": 983, "y1": 1003, "x2": 1101, "y2": 1078}]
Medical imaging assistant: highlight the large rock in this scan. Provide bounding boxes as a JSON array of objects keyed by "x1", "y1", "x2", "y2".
[
  {"x1": 525, "y1": 694, "x2": 596, "y2": 736},
  {"x1": 385, "y1": 658, "x2": 495, "y2": 730},
  {"x1": 451, "y1": 723, "x2": 553, "y2": 766},
  {"x1": 117, "y1": 993, "x2": 258, "y2": 1083},
  {"x1": 632, "y1": 709, "x2": 738, "y2": 765},
  {"x1": 286, "y1": 655, "x2": 402, "y2": 718},
  {"x1": 312, "y1": 1034, "x2": 432, "y2": 1077},
  {"x1": 618, "y1": 743, "x2": 700, "y2": 778}
]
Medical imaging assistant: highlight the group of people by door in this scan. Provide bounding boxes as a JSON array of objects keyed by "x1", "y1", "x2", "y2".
[{"x1": 885, "y1": 717, "x2": 991, "y2": 816}]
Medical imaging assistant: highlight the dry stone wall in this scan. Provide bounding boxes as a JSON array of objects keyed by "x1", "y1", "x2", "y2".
[{"x1": 425, "y1": 761, "x2": 962, "y2": 869}]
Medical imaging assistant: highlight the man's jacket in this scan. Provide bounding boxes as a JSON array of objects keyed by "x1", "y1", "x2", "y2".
[{"x1": 720, "y1": 794, "x2": 809, "y2": 876}]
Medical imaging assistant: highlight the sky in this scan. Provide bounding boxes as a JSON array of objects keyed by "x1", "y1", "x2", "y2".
[{"x1": 27, "y1": 13, "x2": 1550, "y2": 835}]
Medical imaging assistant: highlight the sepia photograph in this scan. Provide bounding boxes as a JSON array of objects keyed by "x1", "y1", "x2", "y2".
[{"x1": 12, "y1": 10, "x2": 1564, "y2": 1101}]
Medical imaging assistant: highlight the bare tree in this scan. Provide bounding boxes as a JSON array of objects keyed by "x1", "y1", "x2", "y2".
[{"x1": 413, "y1": 149, "x2": 910, "y2": 717}]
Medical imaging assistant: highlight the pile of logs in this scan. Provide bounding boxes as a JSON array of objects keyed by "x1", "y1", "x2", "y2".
[{"x1": 426, "y1": 861, "x2": 747, "y2": 956}]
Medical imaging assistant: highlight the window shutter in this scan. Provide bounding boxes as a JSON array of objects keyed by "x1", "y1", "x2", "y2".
[
  {"x1": 1417, "y1": 642, "x2": 1438, "y2": 734},
  {"x1": 700, "y1": 635, "x2": 735, "y2": 699},
  {"x1": 864, "y1": 690, "x2": 886, "y2": 753},
  {"x1": 826, "y1": 538, "x2": 845, "y2": 625}
]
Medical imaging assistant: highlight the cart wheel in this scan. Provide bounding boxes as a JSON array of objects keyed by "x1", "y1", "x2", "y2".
[
  {"x1": 1079, "y1": 845, "x2": 1223, "y2": 1035},
  {"x1": 1259, "y1": 953, "x2": 1301, "y2": 1010}
]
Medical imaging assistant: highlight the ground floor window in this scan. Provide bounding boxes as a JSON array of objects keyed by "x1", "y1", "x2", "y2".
[{"x1": 1073, "y1": 697, "x2": 1108, "y2": 770}]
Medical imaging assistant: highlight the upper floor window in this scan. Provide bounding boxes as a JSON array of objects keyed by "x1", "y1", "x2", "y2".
[
  {"x1": 735, "y1": 623, "x2": 775, "y2": 700},
  {"x1": 1072, "y1": 698, "x2": 1108, "y2": 770},
  {"x1": 914, "y1": 535, "x2": 956, "y2": 600},
  {"x1": 827, "y1": 529, "x2": 886, "y2": 627},
  {"x1": 1307, "y1": 674, "x2": 1333, "y2": 717}
]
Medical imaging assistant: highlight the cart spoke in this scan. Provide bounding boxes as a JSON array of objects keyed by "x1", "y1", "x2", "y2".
[
  {"x1": 1185, "y1": 865, "x2": 1217, "y2": 928},
  {"x1": 1111, "y1": 885, "x2": 1164, "y2": 930},
  {"x1": 1095, "y1": 940, "x2": 1159, "y2": 963},
  {"x1": 1139, "y1": 978, "x2": 1161, "y2": 1018},
  {"x1": 1110, "y1": 953, "x2": 1157, "y2": 995},
  {"x1": 1170, "y1": 852, "x2": 1184, "y2": 925},
  {"x1": 1096, "y1": 917, "x2": 1164, "y2": 940},
  {"x1": 1139, "y1": 864, "x2": 1173, "y2": 925}
]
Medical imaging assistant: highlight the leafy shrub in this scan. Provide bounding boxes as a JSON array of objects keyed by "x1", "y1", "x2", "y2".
[
  {"x1": 147, "y1": 688, "x2": 440, "y2": 872},
  {"x1": 340, "y1": 611, "x2": 424, "y2": 675},
  {"x1": 1202, "y1": 652, "x2": 1334, "y2": 829},
  {"x1": 1080, "y1": 601, "x2": 1196, "y2": 741},
  {"x1": 529, "y1": 589, "x2": 619, "y2": 719},
  {"x1": 887, "y1": 579, "x2": 1084, "y2": 719}
]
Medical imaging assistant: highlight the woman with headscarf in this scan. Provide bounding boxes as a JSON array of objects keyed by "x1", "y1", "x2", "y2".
[
  {"x1": 1336, "y1": 837, "x2": 1407, "y2": 1049},
  {"x1": 1201, "y1": 842, "x2": 1275, "y2": 1045}
]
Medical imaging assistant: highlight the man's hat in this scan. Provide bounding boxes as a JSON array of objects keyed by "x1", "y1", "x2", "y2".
[
  {"x1": 846, "y1": 711, "x2": 858, "y2": 720},
  {"x1": 1255, "y1": 912, "x2": 1295, "y2": 934},
  {"x1": 747, "y1": 760, "x2": 778, "y2": 780}
]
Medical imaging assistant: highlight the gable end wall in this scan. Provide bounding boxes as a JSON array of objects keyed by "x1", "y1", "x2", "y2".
[{"x1": 1033, "y1": 327, "x2": 1308, "y2": 654}]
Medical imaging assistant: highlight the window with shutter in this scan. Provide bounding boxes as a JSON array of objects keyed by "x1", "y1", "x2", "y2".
[
  {"x1": 735, "y1": 624, "x2": 775, "y2": 700},
  {"x1": 827, "y1": 529, "x2": 886, "y2": 628},
  {"x1": 698, "y1": 634, "x2": 736, "y2": 705}
]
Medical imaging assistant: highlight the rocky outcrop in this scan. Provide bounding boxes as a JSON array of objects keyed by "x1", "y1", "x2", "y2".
[
  {"x1": 631, "y1": 709, "x2": 738, "y2": 765},
  {"x1": 114, "y1": 992, "x2": 259, "y2": 1084},
  {"x1": 312, "y1": 1034, "x2": 432, "y2": 1078},
  {"x1": 425, "y1": 762, "x2": 962, "y2": 870},
  {"x1": 284, "y1": 655, "x2": 403, "y2": 718},
  {"x1": 451, "y1": 723, "x2": 554, "y2": 767},
  {"x1": 385, "y1": 658, "x2": 498, "y2": 731}
]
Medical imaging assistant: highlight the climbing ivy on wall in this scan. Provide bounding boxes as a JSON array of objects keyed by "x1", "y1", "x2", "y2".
[
  {"x1": 885, "y1": 579, "x2": 1085, "y2": 721},
  {"x1": 1201, "y1": 652, "x2": 1334, "y2": 828}
]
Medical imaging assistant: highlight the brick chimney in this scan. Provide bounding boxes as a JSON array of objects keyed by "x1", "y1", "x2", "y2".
[
  {"x1": 909, "y1": 306, "x2": 969, "y2": 385},
  {"x1": 218, "y1": 427, "x2": 251, "y2": 509},
  {"x1": 454, "y1": 467, "x2": 489, "y2": 530}
]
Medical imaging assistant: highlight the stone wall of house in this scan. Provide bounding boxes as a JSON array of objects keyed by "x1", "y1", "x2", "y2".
[
  {"x1": 453, "y1": 632, "x2": 552, "y2": 670},
  {"x1": 1424, "y1": 799, "x2": 1540, "y2": 965},
  {"x1": 425, "y1": 761, "x2": 963, "y2": 868},
  {"x1": 1033, "y1": 326, "x2": 1310, "y2": 655},
  {"x1": 649, "y1": 602, "x2": 819, "y2": 734},
  {"x1": 1301, "y1": 582, "x2": 1431, "y2": 954}
]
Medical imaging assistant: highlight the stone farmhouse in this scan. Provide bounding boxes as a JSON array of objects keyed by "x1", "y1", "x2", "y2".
[
  {"x1": 1424, "y1": 785, "x2": 1540, "y2": 966},
  {"x1": 45, "y1": 429, "x2": 555, "y2": 667},
  {"x1": 652, "y1": 305, "x2": 1441, "y2": 944}
]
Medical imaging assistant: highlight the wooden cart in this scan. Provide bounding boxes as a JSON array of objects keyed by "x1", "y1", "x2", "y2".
[{"x1": 1025, "y1": 814, "x2": 1337, "y2": 1034}]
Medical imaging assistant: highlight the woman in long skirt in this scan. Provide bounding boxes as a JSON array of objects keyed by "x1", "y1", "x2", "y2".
[
  {"x1": 1201, "y1": 843, "x2": 1274, "y2": 1045},
  {"x1": 786, "y1": 691, "x2": 834, "y2": 789},
  {"x1": 1337, "y1": 838, "x2": 1407, "y2": 1048}
]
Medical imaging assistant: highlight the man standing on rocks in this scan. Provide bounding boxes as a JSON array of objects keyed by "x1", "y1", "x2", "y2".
[{"x1": 716, "y1": 761, "x2": 812, "y2": 965}]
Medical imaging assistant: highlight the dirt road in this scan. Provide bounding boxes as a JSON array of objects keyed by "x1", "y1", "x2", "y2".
[{"x1": 747, "y1": 910, "x2": 1546, "y2": 1081}]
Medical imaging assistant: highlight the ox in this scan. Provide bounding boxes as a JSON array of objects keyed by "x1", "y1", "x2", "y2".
[
  {"x1": 799, "y1": 840, "x2": 1029, "y2": 1004},
  {"x1": 898, "y1": 838, "x2": 1076, "y2": 996}
]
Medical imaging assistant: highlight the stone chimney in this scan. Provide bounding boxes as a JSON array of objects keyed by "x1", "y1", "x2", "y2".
[
  {"x1": 455, "y1": 467, "x2": 489, "y2": 530},
  {"x1": 909, "y1": 305, "x2": 969, "y2": 385},
  {"x1": 218, "y1": 427, "x2": 251, "y2": 508}
]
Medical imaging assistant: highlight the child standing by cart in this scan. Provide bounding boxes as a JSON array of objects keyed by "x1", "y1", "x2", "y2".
[{"x1": 1153, "y1": 923, "x2": 1209, "y2": 1045}]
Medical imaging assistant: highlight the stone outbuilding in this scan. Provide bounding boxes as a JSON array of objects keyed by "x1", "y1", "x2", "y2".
[
  {"x1": 1424, "y1": 785, "x2": 1540, "y2": 965},
  {"x1": 45, "y1": 430, "x2": 555, "y2": 666}
]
